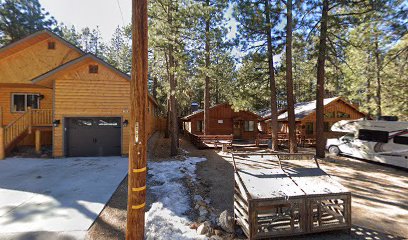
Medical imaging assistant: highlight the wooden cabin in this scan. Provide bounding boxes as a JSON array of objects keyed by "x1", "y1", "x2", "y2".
[
  {"x1": 260, "y1": 97, "x2": 366, "y2": 140},
  {"x1": 0, "y1": 30, "x2": 160, "y2": 159},
  {"x1": 182, "y1": 103, "x2": 260, "y2": 140}
]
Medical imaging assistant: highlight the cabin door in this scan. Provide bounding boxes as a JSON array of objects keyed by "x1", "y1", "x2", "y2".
[{"x1": 233, "y1": 120, "x2": 242, "y2": 139}]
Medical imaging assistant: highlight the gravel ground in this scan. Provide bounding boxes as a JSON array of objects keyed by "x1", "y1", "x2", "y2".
[{"x1": 87, "y1": 133, "x2": 408, "y2": 239}]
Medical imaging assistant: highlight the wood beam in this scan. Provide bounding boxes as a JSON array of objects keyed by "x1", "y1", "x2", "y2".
[
  {"x1": 0, "y1": 127, "x2": 4, "y2": 160},
  {"x1": 35, "y1": 129, "x2": 41, "y2": 154},
  {"x1": 126, "y1": 0, "x2": 148, "y2": 239}
]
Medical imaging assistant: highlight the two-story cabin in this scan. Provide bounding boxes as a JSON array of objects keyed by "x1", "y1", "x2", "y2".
[{"x1": 0, "y1": 30, "x2": 159, "y2": 159}]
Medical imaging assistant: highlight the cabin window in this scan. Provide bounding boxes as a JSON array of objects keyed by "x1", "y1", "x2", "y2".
[
  {"x1": 89, "y1": 65, "x2": 99, "y2": 74},
  {"x1": 244, "y1": 121, "x2": 255, "y2": 132},
  {"x1": 305, "y1": 122, "x2": 314, "y2": 135},
  {"x1": 324, "y1": 122, "x2": 332, "y2": 132},
  {"x1": 11, "y1": 93, "x2": 40, "y2": 112},
  {"x1": 196, "y1": 120, "x2": 203, "y2": 132},
  {"x1": 337, "y1": 111, "x2": 350, "y2": 118},
  {"x1": 218, "y1": 120, "x2": 224, "y2": 124},
  {"x1": 324, "y1": 111, "x2": 335, "y2": 118},
  {"x1": 48, "y1": 41, "x2": 56, "y2": 50}
]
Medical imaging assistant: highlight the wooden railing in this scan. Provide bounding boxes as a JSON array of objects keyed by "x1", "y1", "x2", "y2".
[
  {"x1": 31, "y1": 109, "x2": 53, "y2": 127},
  {"x1": 3, "y1": 110, "x2": 32, "y2": 148},
  {"x1": 0, "y1": 108, "x2": 52, "y2": 159}
]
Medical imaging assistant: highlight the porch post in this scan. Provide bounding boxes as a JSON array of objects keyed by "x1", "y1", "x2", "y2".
[
  {"x1": 27, "y1": 107, "x2": 32, "y2": 134},
  {"x1": 35, "y1": 129, "x2": 41, "y2": 154}
]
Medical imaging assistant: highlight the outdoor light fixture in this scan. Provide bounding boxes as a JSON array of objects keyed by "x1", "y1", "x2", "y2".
[
  {"x1": 53, "y1": 120, "x2": 60, "y2": 127},
  {"x1": 123, "y1": 120, "x2": 129, "y2": 127},
  {"x1": 39, "y1": 94, "x2": 45, "y2": 100}
]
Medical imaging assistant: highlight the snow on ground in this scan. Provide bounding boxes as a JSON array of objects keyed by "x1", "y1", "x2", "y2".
[{"x1": 146, "y1": 157, "x2": 207, "y2": 240}]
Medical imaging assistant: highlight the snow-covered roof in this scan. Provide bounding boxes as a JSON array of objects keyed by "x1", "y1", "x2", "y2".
[
  {"x1": 278, "y1": 97, "x2": 339, "y2": 121},
  {"x1": 182, "y1": 109, "x2": 204, "y2": 120}
]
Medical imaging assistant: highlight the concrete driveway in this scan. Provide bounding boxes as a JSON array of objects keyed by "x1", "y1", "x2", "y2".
[{"x1": 0, "y1": 157, "x2": 128, "y2": 240}]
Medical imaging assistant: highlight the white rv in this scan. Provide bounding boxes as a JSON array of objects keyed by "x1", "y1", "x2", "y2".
[{"x1": 326, "y1": 119, "x2": 408, "y2": 169}]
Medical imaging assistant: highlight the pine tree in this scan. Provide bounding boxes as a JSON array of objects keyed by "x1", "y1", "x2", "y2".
[
  {"x1": 0, "y1": 0, "x2": 59, "y2": 45},
  {"x1": 233, "y1": 0, "x2": 284, "y2": 151}
]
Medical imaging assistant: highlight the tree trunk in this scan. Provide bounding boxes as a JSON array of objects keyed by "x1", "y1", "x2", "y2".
[
  {"x1": 168, "y1": 3, "x2": 178, "y2": 156},
  {"x1": 286, "y1": 0, "x2": 297, "y2": 153},
  {"x1": 126, "y1": 0, "x2": 148, "y2": 238},
  {"x1": 366, "y1": 54, "x2": 372, "y2": 119},
  {"x1": 374, "y1": 39, "x2": 382, "y2": 117},
  {"x1": 265, "y1": 0, "x2": 278, "y2": 151},
  {"x1": 203, "y1": 0, "x2": 211, "y2": 135},
  {"x1": 152, "y1": 76, "x2": 158, "y2": 99},
  {"x1": 165, "y1": 98, "x2": 170, "y2": 138},
  {"x1": 315, "y1": 0, "x2": 329, "y2": 158}
]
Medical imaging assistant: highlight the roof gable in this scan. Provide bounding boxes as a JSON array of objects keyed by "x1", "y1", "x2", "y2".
[
  {"x1": 182, "y1": 103, "x2": 260, "y2": 120},
  {"x1": 278, "y1": 97, "x2": 339, "y2": 121},
  {"x1": 0, "y1": 30, "x2": 84, "y2": 59},
  {"x1": 31, "y1": 54, "x2": 158, "y2": 106},
  {"x1": 274, "y1": 97, "x2": 364, "y2": 121}
]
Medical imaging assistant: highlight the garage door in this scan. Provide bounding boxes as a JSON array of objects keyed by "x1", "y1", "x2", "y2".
[{"x1": 65, "y1": 117, "x2": 121, "y2": 157}]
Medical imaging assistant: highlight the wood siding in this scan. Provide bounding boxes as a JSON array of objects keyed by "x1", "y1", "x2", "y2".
[
  {"x1": 0, "y1": 86, "x2": 53, "y2": 126},
  {"x1": 52, "y1": 61, "x2": 158, "y2": 157},
  {"x1": 183, "y1": 104, "x2": 259, "y2": 140},
  {"x1": 299, "y1": 100, "x2": 365, "y2": 137},
  {"x1": 0, "y1": 36, "x2": 81, "y2": 84},
  {"x1": 260, "y1": 99, "x2": 365, "y2": 139}
]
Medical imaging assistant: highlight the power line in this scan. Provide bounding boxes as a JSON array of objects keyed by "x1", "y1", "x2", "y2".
[{"x1": 116, "y1": 0, "x2": 125, "y2": 26}]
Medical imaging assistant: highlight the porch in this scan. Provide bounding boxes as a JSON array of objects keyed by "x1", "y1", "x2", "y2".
[{"x1": 0, "y1": 108, "x2": 52, "y2": 159}]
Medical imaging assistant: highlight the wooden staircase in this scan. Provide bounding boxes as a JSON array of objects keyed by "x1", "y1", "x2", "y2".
[{"x1": 0, "y1": 108, "x2": 52, "y2": 159}]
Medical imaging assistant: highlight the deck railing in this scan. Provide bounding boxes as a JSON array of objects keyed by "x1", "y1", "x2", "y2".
[
  {"x1": 0, "y1": 108, "x2": 52, "y2": 159},
  {"x1": 3, "y1": 110, "x2": 32, "y2": 147},
  {"x1": 31, "y1": 109, "x2": 53, "y2": 127}
]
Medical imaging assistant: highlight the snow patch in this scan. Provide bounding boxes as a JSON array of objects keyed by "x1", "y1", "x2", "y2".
[{"x1": 146, "y1": 157, "x2": 207, "y2": 240}]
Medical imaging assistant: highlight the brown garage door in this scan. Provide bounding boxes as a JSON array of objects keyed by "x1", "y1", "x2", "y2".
[{"x1": 65, "y1": 117, "x2": 121, "y2": 157}]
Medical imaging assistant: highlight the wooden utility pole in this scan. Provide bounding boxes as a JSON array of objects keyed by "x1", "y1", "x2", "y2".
[{"x1": 126, "y1": 0, "x2": 148, "y2": 238}]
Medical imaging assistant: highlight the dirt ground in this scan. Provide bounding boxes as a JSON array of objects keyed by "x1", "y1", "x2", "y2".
[
  {"x1": 88, "y1": 133, "x2": 408, "y2": 239},
  {"x1": 186, "y1": 142, "x2": 408, "y2": 239}
]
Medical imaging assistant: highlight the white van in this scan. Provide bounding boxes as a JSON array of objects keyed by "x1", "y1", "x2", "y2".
[{"x1": 326, "y1": 119, "x2": 408, "y2": 169}]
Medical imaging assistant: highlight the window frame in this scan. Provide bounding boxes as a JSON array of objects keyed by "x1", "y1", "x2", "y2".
[
  {"x1": 11, "y1": 93, "x2": 40, "y2": 113},
  {"x1": 244, "y1": 120, "x2": 255, "y2": 132},
  {"x1": 89, "y1": 64, "x2": 99, "y2": 74},
  {"x1": 196, "y1": 120, "x2": 203, "y2": 132},
  {"x1": 305, "y1": 122, "x2": 314, "y2": 135},
  {"x1": 337, "y1": 111, "x2": 350, "y2": 118},
  {"x1": 48, "y1": 41, "x2": 56, "y2": 50}
]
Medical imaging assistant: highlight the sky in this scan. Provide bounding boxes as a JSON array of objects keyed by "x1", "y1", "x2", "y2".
[
  {"x1": 40, "y1": 0, "x2": 237, "y2": 43},
  {"x1": 40, "y1": 0, "x2": 132, "y2": 41}
]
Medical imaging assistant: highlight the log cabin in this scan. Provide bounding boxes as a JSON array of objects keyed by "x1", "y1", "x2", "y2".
[
  {"x1": 260, "y1": 97, "x2": 366, "y2": 141},
  {"x1": 0, "y1": 30, "x2": 160, "y2": 159},
  {"x1": 182, "y1": 103, "x2": 260, "y2": 140}
]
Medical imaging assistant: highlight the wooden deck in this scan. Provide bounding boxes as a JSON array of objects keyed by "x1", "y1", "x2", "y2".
[
  {"x1": 233, "y1": 153, "x2": 351, "y2": 239},
  {"x1": 0, "y1": 108, "x2": 52, "y2": 159}
]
